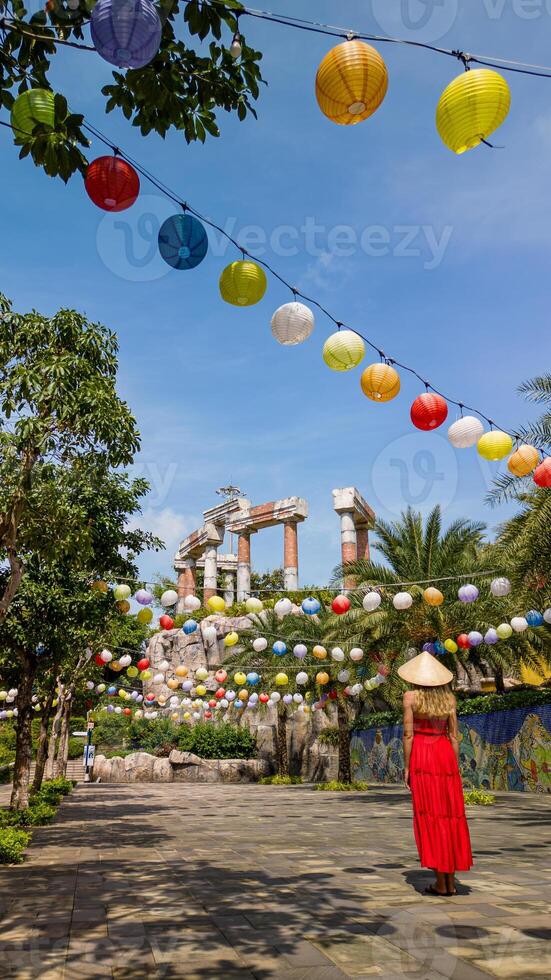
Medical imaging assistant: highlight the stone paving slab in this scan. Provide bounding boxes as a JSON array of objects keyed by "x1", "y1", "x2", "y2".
[{"x1": 0, "y1": 784, "x2": 550, "y2": 978}]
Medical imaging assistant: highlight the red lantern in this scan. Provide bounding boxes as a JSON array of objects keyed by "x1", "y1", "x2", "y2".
[
  {"x1": 123, "y1": 707, "x2": 132, "y2": 716},
  {"x1": 377, "y1": 665, "x2": 390, "y2": 677},
  {"x1": 215, "y1": 688, "x2": 226, "y2": 700},
  {"x1": 94, "y1": 654, "x2": 105, "y2": 667},
  {"x1": 411, "y1": 392, "x2": 448, "y2": 431},
  {"x1": 159, "y1": 615, "x2": 174, "y2": 630},
  {"x1": 215, "y1": 669, "x2": 227, "y2": 684},
  {"x1": 85, "y1": 155, "x2": 140, "y2": 212},
  {"x1": 457, "y1": 633, "x2": 471, "y2": 649},
  {"x1": 137, "y1": 658, "x2": 150, "y2": 671},
  {"x1": 533, "y1": 458, "x2": 551, "y2": 487},
  {"x1": 208, "y1": 699, "x2": 217, "y2": 708},
  {"x1": 329, "y1": 689, "x2": 338, "y2": 700},
  {"x1": 204, "y1": 710, "x2": 213, "y2": 719},
  {"x1": 331, "y1": 595, "x2": 351, "y2": 615},
  {"x1": 259, "y1": 693, "x2": 270, "y2": 703},
  {"x1": 146, "y1": 693, "x2": 156, "y2": 702}
]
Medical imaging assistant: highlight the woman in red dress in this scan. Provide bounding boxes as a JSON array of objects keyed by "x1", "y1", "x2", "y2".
[{"x1": 399, "y1": 651, "x2": 472, "y2": 896}]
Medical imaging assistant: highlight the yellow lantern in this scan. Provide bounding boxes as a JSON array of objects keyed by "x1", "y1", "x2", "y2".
[
  {"x1": 323, "y1": 330, "x2": 365, "y2": 371},
  {"x1": 183, "y1": 711, "x2": 191, "y2": 720},
  {"x1": 171, "y1": 712, "x2": 179, "y2": 721},
  {"x1": 423, "y1": 587, "x2": 444, "y2": 607},
  {"x1": 315, "y1": 40, "x2": 388, "y2": 126},
  {"x1": 444, "y1": 639, "x2": 458, "y2": 654},
  {"x1": 167, "y1": 679, "x2": 180, "y2": 691},
  {"x1": 118, "y1": 689, "x2": 127, "y2": 699},
  {"x1": 219, "y1": 260, "x2": 267, "y2": 307},
  {"x1": 207, "y1": 595, "x2": 226, "y2": 612},
  {"x1": 360, "y1": 363, "x2": 400, "y2": 402},
  {"x1": 477, "y1": 430, "x2": 513, "y2": 461},
  {"x1": 137, "y1": 607, "x2": 153, "y2": 624},
  {"x1": 111, "y1": 661, "x2": 122, "y2": 672},
  {"x1": 508, "y1": 444, "x2": 540, "y2": 477},
  {"x1": 196, "y1": 684, "x2": 207, "y2": 696},
  {"x1": 275, "y1": 672, "x2": 288, "y2": 686},
  {"x1": 316, "y1": 671, "x2": 330, "y2": 686},
  {"x1": 436, "y1": 68, "x2": 511, "y2": 154},
  {"x1": 312, "y1": 645, "x2": 328, "y2": 660},
  {"x1": 175, "y1": 665, "x2": 188, "y2": 678},
  {"x1": 224, "y1": 631, "x2": 239, "y2": 647},
  {"x1": 234, "y1": 672, "x2": 247, "y2": 686}
]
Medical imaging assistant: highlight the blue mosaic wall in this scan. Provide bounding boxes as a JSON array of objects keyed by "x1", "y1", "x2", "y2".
[{"x1": 351, "y1": 704, "x2": 551, "y2": 793}]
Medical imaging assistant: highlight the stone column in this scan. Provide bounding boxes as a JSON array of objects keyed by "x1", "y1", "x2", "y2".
[
  {"x1": 203, "y1": 545, "x2": 218, "y2": 602},
  {"x1": 176, "y1": 559, "x2": 196, "y2": 614},
  {"x1": 223, "y1": 572, "x2": 235, "y2": 607},
  {"x1": 340, "y1": 511, "x2": 357, "y2": 589},
  {"x1": 237, "y1": 532, "x2": 251, "y2": 602},
  {"x1": 283, "y1": 522, "x2": 299, "y2": 591},
  {"x1": 356, "y1": 524, "x2": 371, "y2": 562}
]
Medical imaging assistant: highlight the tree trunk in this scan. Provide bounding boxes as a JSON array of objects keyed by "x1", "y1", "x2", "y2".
[
  {"x1": 32, "y1": 685, "x2": 57, "y2": 793},
  {"x1": 276, "y1": 707, "x2": 289, "y2": 777},
  {"x1": 44, "y1": 684, "x2": 64, "y2": 780},
  {"x1": 337, "y1": 699, "x2": 352, "y2": 785},
  {"x1": 55, "y1": 692, "x2": 73, "y2": 778},
  {"x1": 10, "y1": 649, "x2": 37, "y2": 810},
  {"x1": 494, "y1": 665, "x2": 505, "y2": 694}
]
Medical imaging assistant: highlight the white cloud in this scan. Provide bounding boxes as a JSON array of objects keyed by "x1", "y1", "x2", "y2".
[{"x1": 129, "y1": 507, "x2": 197, "y2": 557}]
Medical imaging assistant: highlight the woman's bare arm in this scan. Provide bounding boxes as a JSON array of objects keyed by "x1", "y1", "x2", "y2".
[
  {"x1": 448, "y1": 697, "x2": 460, "y2": 764},
  {"x1": 402, "y1": 692, "x2": 414, "y2": 789}
]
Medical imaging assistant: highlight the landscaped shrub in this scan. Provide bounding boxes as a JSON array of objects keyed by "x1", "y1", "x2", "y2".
[
  {"x1": 93, "y1": 712, "x2": 130, "y2": 748},
  {"x1": 45, "y1": 777, "x2": 74, "y2": 796},
  {"x1": 260, "y1": 775, "x2": 302, "y2": 785},
  {"x1": 317, "y1": 727, "x2": 339, "y2": 746},
  {"x1": 177, "y1": 723, "x2": 257, "y2": 760},
  {"x1": 31, "y1": 783, "x2": 63, "y2": 807},
  {"x1": 68, "y1": 737, "x2": 84, "y2": 759},
  {"x1": 129, "y1": 718, "x2": 179, "y2": 753},
  {"x1": 0, "y1": 802, "x2": 56, "y2": 827},
  {"x1": 464, "y1": 789, "x2": 496, "y2": 806},
  {"x1": 313, "y1": 781, "x2": 369, "y2": 792},
  {"x1": 0, "y1": 828, "x2": 31, "y2": 864}
]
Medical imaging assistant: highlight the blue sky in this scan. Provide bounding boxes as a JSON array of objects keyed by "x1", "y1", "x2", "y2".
[{"x1": 1, "y1": 0, "x2": 550, "y2": 585}]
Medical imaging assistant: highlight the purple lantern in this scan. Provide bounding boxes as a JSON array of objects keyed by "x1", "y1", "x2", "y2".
[
  {"x1": 484, "y1": 628, "x2": 498, "y2": 645},
  {"x1": 135, "y1": 588, "x2": 153, "y2": 605},
  {"x1": 91, "y1": 0, "x2": 162, "y2": 70},
  {"x1": 458, "y1": 584, "x2": 479, "y2": 603},
  {"x1": 422, "y1": 642, "x2": 436, "y2": 655},
  {"x1": 468, "y1": 631, "x2": 483, "y2": 647}
]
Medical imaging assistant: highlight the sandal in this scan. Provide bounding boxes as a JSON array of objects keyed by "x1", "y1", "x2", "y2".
[{"x1": 424, "y1": 885, "x2": 449, "y2": 897}]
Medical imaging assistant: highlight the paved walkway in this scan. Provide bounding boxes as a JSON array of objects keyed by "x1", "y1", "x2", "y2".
[{"x1": 0, "y1": 784, "x2": 550, "y2": 979}]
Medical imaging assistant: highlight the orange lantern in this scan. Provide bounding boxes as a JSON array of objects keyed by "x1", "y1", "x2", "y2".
[
  {"x1": 508, "y1": 444, "x2": 540, "y2": 477},
  {"x1": 423, "y1": 587, "x2": 444, "y2": 607},
  {"x1": 316, "y1": 41, "x2": 388, "y2": 126},
  {"x1": 313, "y1": 645, "x2": 328, "y2": 660},
  {"x1": 361, "y1": 363, "x2": 400, "y2": 402},
  {"x1": 316, "y1": 671, "x2": 330, "y2": 686}
]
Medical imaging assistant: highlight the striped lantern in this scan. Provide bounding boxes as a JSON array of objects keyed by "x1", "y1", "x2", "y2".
[
  {"x1": 410, "y1": 393, "x2": 448, "y2": 431},
  {"x1": 315, "y1": 40, "x2": 388, "y2": 126},
  {"x1": 423, "y1": 587, "x2": 444, "y2": 607},
  {"x1": 91, "y1": 0, "x2": 162, "y2": 69},
  {"x1": 448, "y1": 415, "x2": 484, "y2": 449},
  {"x1": 11, "y1": 89, "x2": 55, "y2": 144},
  {"x1": 507, "y1": 444, "x2": 540, "y2": 477},
  {"x1": 477, "y1": 430, "x2": 514, "y2": 461},
  {"x1": 322, "y1": 330, "x2": 365, "y2": 371},
  {"x1": 436, "y1": 69, "x2": 511, "y2": 154},
  {"x1": 533, "y1": 458, "x2": 551, "y2": 487},
  {"x1": 271, "y1": 302, "x2": 314, "y2": 346},
  {"x1": 85, "y1": 156, "x2": 140, "y2": 212},
  {"x1": 360, "y1": 363, "x2": 401, "y2": 402},
  {"x1": 219, "y1": 260, "x2": 267, "y2": 306},
  {"x1": 158, "y1": 214, "x2": 208, "y2": 270}
]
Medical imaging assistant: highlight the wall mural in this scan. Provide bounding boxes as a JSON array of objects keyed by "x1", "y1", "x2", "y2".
[{"x1": 351, "y1": 705, "x2": 551, "y2": 794}]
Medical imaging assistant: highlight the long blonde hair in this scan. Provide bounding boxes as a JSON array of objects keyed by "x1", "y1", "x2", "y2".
[{"x1": 412, "y1": 684, "x2": 454, "y2": 718}]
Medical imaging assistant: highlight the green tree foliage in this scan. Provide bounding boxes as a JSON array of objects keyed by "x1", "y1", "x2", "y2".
[{"x1": 0, "y1": 0, "x2": 263, "y2": 180}]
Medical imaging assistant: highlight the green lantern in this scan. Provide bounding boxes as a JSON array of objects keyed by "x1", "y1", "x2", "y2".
[
  {"x1": 219, "y1": 260, "x2": 267, "y2": 307},
  {"x1": 11, "y1": 89, "x2": 55, "y2": 144}
]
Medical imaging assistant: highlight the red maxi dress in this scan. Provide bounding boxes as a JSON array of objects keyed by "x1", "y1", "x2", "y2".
[{"x1": 409, "y1": 715, "x2": 473, "y2": 873}]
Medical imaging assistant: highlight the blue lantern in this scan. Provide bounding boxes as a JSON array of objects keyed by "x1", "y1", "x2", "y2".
[
  {"x1": 434, "y1": 641, "x2": 446, "y2": 656},
  {"x1": 107, "y1": 686, "x2": 117, "y2": 696},
  {"x1": 91, "y1": 0, "x2": 162, "y2": 69},
  {"x1": 526, "y1": 610, "x2": 544, "y2": 627},
  {"x1": 35, "y1": 643, "x2": 46, "y2": 656},
  {"x1": 302, "y1": 597, "x2": 321, "y2": 615},
  {"x1": 273, "y1": 641, "x2": 287, "y2": 657},
  {"x1": 182, "y1": 619, "x2": 198, "y2": 635},
  {"x1": 158, "y1": 214, "x2": 208, "y2": 270},
  {"x1": 246, "y1": 672, "x2": 260, "y2": 686},
  {"x1": 234, "y1": 699, "x2": 244, "y2": 709}
]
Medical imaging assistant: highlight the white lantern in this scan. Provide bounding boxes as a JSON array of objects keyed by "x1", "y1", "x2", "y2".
[
  {"x1": 292, "y1": 692, "x2": 303, "y2": 704},
  {"x1": 86, "y1": 681, "x2": 94, "y2": 690},
  {"x1": 393, "y1": 592, "x2": 413, "y2": 610},
  {"x1": 161, "y1": 589, "x2": 178, "y2": 607},
  {"x1": 511, "y1": 616, "x2": 528, "y2": 633},
  {"x1": 337, "y1": 669, "x2": 350, "y2": 683},
  {"x1": 448, "y1": 415, "x2": 485, "y2": 449},
  {"x1": 490, "y1": 577, "x2": 511, "y2": 597},
  {"x1": 119, "y1": 655, "x2": 132, "y2": 668},
  {"x1": 230, "y1": 36, "x2": 242, "y2": 59},
  {"x1": 544, "y1": 608, "x2": 551, "y2": 624},
  {"x1": 203, "y1": 626, "x2": 218, "y2": 644},
  {"x1": 363, "y1": 592, "x2": 382, "y2": 612},
  {"x1": 271, "y1": 301, "x2": 315, "y2": 346},
  {"x1": 253, "y1": 637, "x2": 268, "y2": 653},
  {"x1": 271, "y1": 691, "x2": 281, "y2": 703},
  {"x1": 246, "y1": 597, "x2": 264, "y2": 613},
  {"x1": 351, "y1": 683, "x2": 363, "y2": 696},
  {"x1": 220, "y1": 698, "x2": 229, "y2": 708},
  {"x1": 114, "y1": 706, "x2": 122, "y2": 714},
  {"x1": 226, "y1": 690, "x2": 236, "y2": 701},
  {"x1": 275, "y1": 598, "x2": 292, "y2": 616},
  {"x1": 153, "y1": 673, "x2": 165, "y2": 684},
  {"x1": 100, "y1": 649, "x2": 113, "y2": 663},
  {"x1": 283, "y1": 693, "x2": 293, "y2": 705},
  {"x1": 135, "y1": 709, "x2": 143, "y2": 719},
  {"x1": 159, "y1": 659, "x2": 171, "y2": 672},
  {"x1": 375, "y1": 673, "x2": 386, "y2": 685},
  {"x1": 296, "y1": 671, "x2": 308, "y2": 685},
  {"x1": 331, "y1": 647, "x2": 345, "y2": 662},
  {"x1": 249, "y1": 693, "x2": 259, "y2": 704},
  {"x1": 97, "y1": 684, "x2": 106, "y2": 693},
  {"x1": 293, "y1": 644, "x2": 308, "y2": 659},
  {"x1": 350, "y1": 648, "x2": 364, "y2": 662},
  {"x1": 184, "y1": 595, "x2": 201, "y2": 612}
]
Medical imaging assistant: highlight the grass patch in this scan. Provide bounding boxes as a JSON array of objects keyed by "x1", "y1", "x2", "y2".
[
  {"x1": 259, "y1": 775, "x2": 303, "y2": 785},
  {"x1": 313, "y1": 781, "x2": 369, "y2": 792},
  {"x1": 464, "y1": 789, "x2": 496, "y2": 806}
]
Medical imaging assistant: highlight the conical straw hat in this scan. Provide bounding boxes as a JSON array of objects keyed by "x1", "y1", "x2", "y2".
[{"x1": 397, "y1": 651, "x2": 453, "y2": 687}]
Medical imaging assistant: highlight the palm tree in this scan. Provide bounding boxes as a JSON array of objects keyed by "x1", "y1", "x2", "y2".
[{"x1": 487, "y1": 373, "x2": 551, "y2": 507}]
